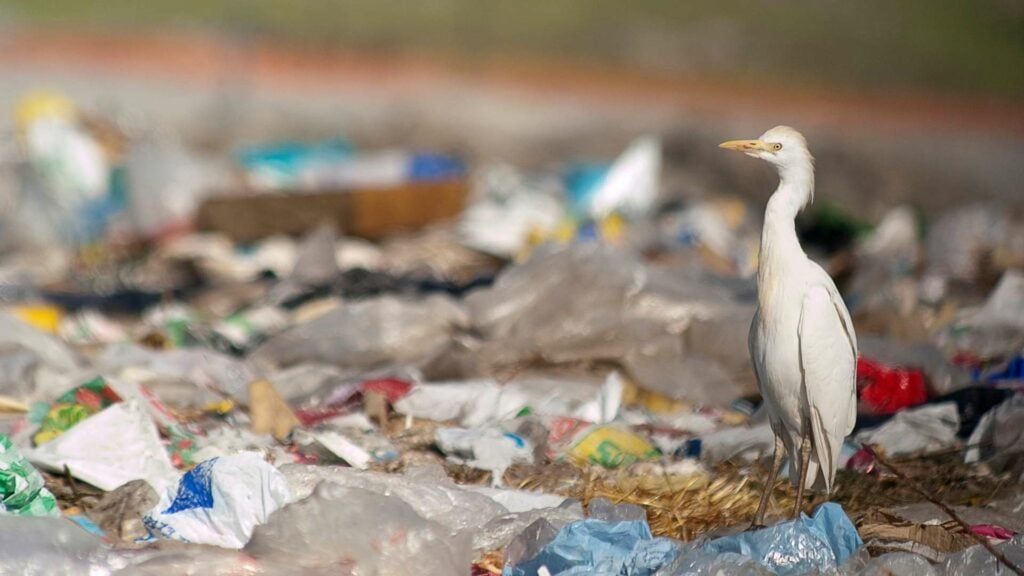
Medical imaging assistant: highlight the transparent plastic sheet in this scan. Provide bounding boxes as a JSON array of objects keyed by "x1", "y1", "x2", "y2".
[
  {"x1": 280, "y1": 464, "x2": 507, "y2": 539},
  {"x1": 941, "y1": 535, "x2": 1024, "y2": 576},
  {"x1": 111, "y1": 545, "x2": 263, "y2": 576},
  {"x1": 265, "y1": 224, "x2": 339, "y2": 307},
  {"x1": 691, "y1": 421, "x2": 775, "y2": 464},
  {"x1": 465, "y1": 245, "x2": 753, "y2": 406},
  {"x1": 245, "y1": 483, "x2": 472, "y2": 576},
  {"x1": 623, "y1": 338, "x2": 745, "y2": 407},
  {"x1": 467, "y1": 245, "x2": 728, "y2": 355},
  {"x1": 942, "y1": 325, "x2": 1024, "y2": 367},
  {"x1": 851, "y1": 552, "x2": 939, "y2": 576},
  {"x1": 97, "y1": 343, "x2": 258, "y2": 404},
  {"x1": 855, "y1": 402, "x2": 960, "y2": 457},
  {"x1": 0, "y1": 347, "x2": 44, "y2": 402},
  {"x1": 0, "y1": 515, "x2": 109, "y2": 576},
  {"x1": 974, "y1": 270, "x2": 1024, "y2": 330},
  {"x1": 283, "y1": 462, "x2": 579, "y2": 554},
  {"x1": 925, "y1": 204, "x2": 1011, "y2": 282},
  {"x1": 696, "y1": 503, "x2": 862, "y2": 576},
  {"x1": 124, "y1": 371, "x2": 225, "y2": 412},
  {"x1": 266, "y1": 363, "x2": 350, "y2": 404},
  {"x1": 965, "y1": 393, "x2": 1024, "y2": 473},
  {"x1": 831, "y1": 547, "x2": 872, "y2": 575},
  {"x1": 588, "y1": 497, "x2": 647, "y2": 523},
  {"x1": 884, "y1": 497, "x2": 1024, "y2": 538},
  {"x1": 0, "y1": 265, "x2": 42, "y2": 304},
  {"x1": 0, "y1": 311, "x2": 80, "y2": 376},
  {"x1": 477, "y1": 505, "x2": 584, "y2": 554},
  {"x1": 503, "y1": 518, "x2": 559, "y2": 573},
  {"x1": 655, "y1": 549, "x2": 774, "y2": 576},
  {"x1": 250, "y1": 294, "x2": 468, "y2": 372},
  {"x1": 846, "y1": 206, "x2": 920, "y2": 313},
  {"x1": 290, "y1": 223, "x2": 340, "y2": 283},
  {"x1": 0, "y1": 157, "x2": 22, "y2": 254},
  {"x1": 943, "y1": 270, "x2": 1024, "y2": 360}
]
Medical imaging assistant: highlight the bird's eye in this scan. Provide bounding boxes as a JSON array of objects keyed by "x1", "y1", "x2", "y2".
[{"x1": 771, "y1": 143, "x2": 783, "y2": 151}]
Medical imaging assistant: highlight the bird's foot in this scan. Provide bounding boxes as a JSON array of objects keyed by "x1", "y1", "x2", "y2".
[{"x1": 745, "y1": 522, "x2": 767, "y2": 532}]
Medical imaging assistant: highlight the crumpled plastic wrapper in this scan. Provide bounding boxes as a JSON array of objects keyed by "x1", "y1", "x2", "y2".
[
  {"x1": 504, "y1": 516, "x2": 680, "y2": 576},
  {"x1": 280, "y1": 464, "x2": 507, "y2": 538},
  {"x1": 246, "y1": 483, "x2": 472, "y2": 575},
  {"x1": 855, "y1": 402, "x2": 960, "y2": 457},
  {"x1": 466, "y1": 245, "x2": 755, "y2": 406},
  {"x1": 251, "y1": 294, "x2": 469, "y2": 372},
  {"x1": 690, "y1": 503, "x2": 862, "y2": 576}
]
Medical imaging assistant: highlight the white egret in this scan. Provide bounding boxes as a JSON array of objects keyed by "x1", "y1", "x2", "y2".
[{"x1": 720, "y1": 126, "x2": 857, "y2": 525}]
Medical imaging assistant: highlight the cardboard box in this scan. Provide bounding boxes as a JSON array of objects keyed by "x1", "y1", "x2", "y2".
[{"x1": 196, "y1": 179, "x2": 468, "y2": 242}]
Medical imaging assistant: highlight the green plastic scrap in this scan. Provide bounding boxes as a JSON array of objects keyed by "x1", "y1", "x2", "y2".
[{"x1": 0, "y1": 435, "x2": 59, "y2": 517}]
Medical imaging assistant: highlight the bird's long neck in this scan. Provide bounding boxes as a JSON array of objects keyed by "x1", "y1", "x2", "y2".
[{"x1": 757, "y1": 162, "x2": 814, "y2": 302}]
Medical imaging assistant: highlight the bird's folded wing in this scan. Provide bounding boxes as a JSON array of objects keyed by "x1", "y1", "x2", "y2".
[
  {"x1": 798, "y1": 285, "x2": 857, "y2": 491},
  {"x1": 748, "y1": 309, "x2": 765, "y2": 391}
]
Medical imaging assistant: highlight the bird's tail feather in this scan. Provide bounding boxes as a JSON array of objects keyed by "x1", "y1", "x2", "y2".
[
  {"x1": 779, "y1": 424, "x2": 834, "y2": 493},
  {"x1": 786, "y1": 450, "x2": 832, "y2": 492}
]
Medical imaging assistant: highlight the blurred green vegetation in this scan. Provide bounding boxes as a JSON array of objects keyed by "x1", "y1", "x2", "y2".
[{"x1": 5, "y1": 0, "x2": 1024, "y2": 98}]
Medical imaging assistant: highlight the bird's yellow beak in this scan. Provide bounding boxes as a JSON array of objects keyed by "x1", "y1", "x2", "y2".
[{"x1": 719, "y1": 139, "x2": 771, "y2": 153}]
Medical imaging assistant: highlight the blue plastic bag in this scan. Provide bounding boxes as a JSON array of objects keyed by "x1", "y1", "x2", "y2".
[
  {"x1": 408, "y1": 152, "x2": 466, "y2": 181},
  {"x1": 564, "y1": 163, "x2": 610, "y2": 215},
  {"x1": 503, "y1": 518, "x2": 680, "y2": 576},
  {"x1": 701, "y1": 502, "x2": 862, "y2": 575},
  {"x1": 236, "y1": 139, "x2": 355, "y2": 189}
]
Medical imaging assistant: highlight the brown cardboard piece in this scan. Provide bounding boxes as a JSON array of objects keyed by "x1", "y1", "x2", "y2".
[
  {"x1": 249, "y1": 379, "x2": 301, "y2": 441},
  {"x1": 196, "y1": 179, "x2": 468, "y2": 242}
]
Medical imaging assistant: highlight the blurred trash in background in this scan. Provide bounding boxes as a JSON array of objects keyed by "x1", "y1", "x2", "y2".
[
  {"x1": 0, "y1": 4, "x2": 1020, "y2": 570},
  {"x1": 12, "y1": 92, "x2": 113, "y2": 250}
]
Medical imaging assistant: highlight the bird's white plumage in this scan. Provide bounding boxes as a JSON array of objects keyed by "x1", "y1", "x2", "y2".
[
  {"x1": 739, "y1": 126, "x2": 858, "y2": 493},
  {"x1": 797, "y1": 283, "x2": 857, "y2": 489}
]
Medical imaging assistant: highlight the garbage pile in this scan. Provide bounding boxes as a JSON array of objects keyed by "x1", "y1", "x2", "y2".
[{"x1": 0, "y1": 91, "x2": 1020, "y2": 575}]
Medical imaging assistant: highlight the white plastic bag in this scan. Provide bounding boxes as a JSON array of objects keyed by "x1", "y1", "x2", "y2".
[
  {"x1": 587, "y1": 136, "x2": 660, "y2": 219},
  {"x1": 395, "y1": 372, "x2": 622, "y2": 427},
  {"x1": 26, "y1": 400, "x2": 177, "y2": 492},
  {"x1": 436, "y1": 426, "x2": 534, "y2": 485},
  {"x1": 143, "y1": 453, "x2": 290, "y2": 549}
]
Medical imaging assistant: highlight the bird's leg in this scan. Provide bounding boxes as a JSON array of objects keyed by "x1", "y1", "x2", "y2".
[
  {"x1": 751, "y1": 434, "x2": 785, "y2": 529},
  {"x1": 792, "y1": 427, "x2": 812, "y2": 518}
]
